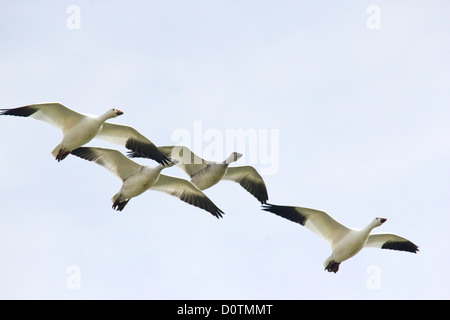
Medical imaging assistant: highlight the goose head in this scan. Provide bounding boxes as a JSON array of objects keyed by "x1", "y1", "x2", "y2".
[
  {"x1": 102, "y1": 108, "x2": 124, "y2": 120},
  {"x1": 374, "y1": 217, "x2": 387, "y2": 227},
  {"x1": 111, "y1": 108, "x2": 124, "y2": 116},
  {"x1": 224, "y1": 152, "x2": 243, "y2": 164},
  {"x1": 364, "y1": 217, "x2": 387, "y2": 232}
]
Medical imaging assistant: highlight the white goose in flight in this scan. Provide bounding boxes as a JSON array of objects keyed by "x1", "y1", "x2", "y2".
[
  {"x1": 262, "y1": 204, "x2": 419, "y2": 273},
  {"x1": 129, "y1": 145, "x2": 269, "y2": 204},
  {"x1": 71, "y1": 147, "x2": 224, "y2": 218},
  {"x1": 0, "y1": 102, "x2": 170, "y2": 164}
]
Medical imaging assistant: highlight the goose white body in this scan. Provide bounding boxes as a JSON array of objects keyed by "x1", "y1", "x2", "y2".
[
  {"x1": 324, "y1": 226, "x2": 375, "y2": 271},
  {"x1": 52, "y1": 114, "x2": 108, "y2": 160},
  {"x1": 117, "y1": 166, "x2": 161, "y2": 201},
  {"x1": 190, "y1": 163, "x2": 228, "y2": 190}
]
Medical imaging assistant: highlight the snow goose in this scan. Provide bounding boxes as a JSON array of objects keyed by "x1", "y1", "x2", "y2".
[
  {"x1": 71, "y1": 147, "x2": 224, "y2": 218},
  {"x1": 262, "y1": 204, "x2": 419, "y2": 273},
  {"x1": 0, "y1": 102, "x2": 170, "y2": 164},
  {"x1": 129, "y1": 145, "x2": 269, "y2": 204}
]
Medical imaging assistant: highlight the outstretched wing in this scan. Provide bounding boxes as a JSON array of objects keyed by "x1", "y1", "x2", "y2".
[
  {"x1": 0, "y1": 102, "x2": 85, "y2": 133},
  {"x1": 262, "y1": 204, "x2": 350, "y2": 247},
  {"x1": 151, "y1": 174, "x2": 224, "y2": 219},
  {"x1": 98, "y1": 123, "x2": 171, "y2": 166},
  {"x1": 365, "y1": 233, "x2": 419, "y2": 253},
  {"x1": 71, "y1": 147, "x2": 142, "y2": 181},
  {"x1": 223, "y1": 166, "x2": 269, "y2": 204}
]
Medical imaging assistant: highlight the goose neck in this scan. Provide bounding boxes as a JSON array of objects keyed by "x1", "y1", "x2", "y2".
[
  {"x1": 223, "y1": 154, "x2": 235, "y2": 165},
  {"x1": 362, "y1": 221, "x2": 378, "y2": 234},
  {"x1": 98, "y1": 110, "x2": 115, "y2": 122}
]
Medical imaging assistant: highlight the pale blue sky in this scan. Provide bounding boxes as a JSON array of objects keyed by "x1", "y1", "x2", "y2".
[{"x1": 0, "y1": 1, "x2": 449, "y2": 299}]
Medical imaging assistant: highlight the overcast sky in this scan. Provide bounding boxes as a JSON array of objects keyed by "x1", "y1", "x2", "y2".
[{"x1": 0, "y1": 1, "x2": 449, "y2": 299}]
